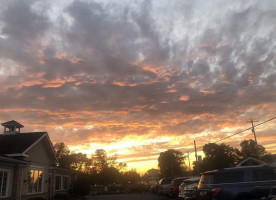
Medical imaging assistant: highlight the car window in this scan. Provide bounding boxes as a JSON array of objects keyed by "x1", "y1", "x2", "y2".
[
  {"x1": 252, "y1": 168, "x2": 276, "y2": 181},
  {"x1": 214, "y1": 171, "x2": 244, "y2": 184},
  {"x1": 183, "y1": 179, "x2": 199, "y2": 185},
  {"x1": 200, "y1": 174, "x2": 214, "y2": 184}
]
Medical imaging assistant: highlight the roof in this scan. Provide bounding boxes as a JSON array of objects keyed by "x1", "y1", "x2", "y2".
[
  {"x1": 0, "y1": 132, "x2": 46, "y2": 154},
  {"x1": 236, "y1": 157, "x2": 266, "y2": 167},
  {"x1": 1, "y1": 120, "x2": 24, "y2": 128},
  {"x1": 202, "y1": 165, "x2": 275, "y2": 175}
]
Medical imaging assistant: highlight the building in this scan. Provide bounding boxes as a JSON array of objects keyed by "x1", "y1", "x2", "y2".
[{"x1": 0, "y1": 120, "x2": 75, "y2": 200}]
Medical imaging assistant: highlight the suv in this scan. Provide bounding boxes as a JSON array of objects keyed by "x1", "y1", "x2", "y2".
[{"x1": 197, "y1": 165, "x2": 276, "y2": 200}]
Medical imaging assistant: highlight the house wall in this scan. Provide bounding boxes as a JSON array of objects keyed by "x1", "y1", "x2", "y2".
[
  {"x1": 53, "y1": 170, "x2": 74, "y2": 197},
  {"x1": 25, "y1": 138, "x2": 54, "y2": 166},
  {"x1": 20, "y1": 138, "x2": 56, "y2": 199},
  {"x1": 20, "y1": 165, "x2": 50, "y2": 200}
]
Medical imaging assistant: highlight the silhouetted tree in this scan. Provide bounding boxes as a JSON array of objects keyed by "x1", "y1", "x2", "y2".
[
  {"x1": 121, "y1": 169, "x2": 141, "y2": 184},
  {"x1": 54, "y1": 142, "x2": 70, "y2": 159},
  {"x1": 193, "y1": 143, "x2": 239, "y2": 173},
  {"x1": 92, "y1": 149, "x2": 126, "y2": 173},
  {"x1": 158, "y1": 149, "x2": 187, "y2": 177},
  {"x1": 237, "y1": 139, "x2": 273, "y2": 163},
  {"x1": 96, "y1": 167, "x2": 121, "y2": 185}
]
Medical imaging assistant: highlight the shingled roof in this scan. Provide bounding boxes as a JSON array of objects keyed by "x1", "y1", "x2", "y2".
[{"x1": 0, "y1": 132, "x2": 46, "y2": 155}]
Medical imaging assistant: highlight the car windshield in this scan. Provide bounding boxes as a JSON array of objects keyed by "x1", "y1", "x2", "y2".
[{"x1": 199, "y1": 174, "x2": 214, "y2": 184}]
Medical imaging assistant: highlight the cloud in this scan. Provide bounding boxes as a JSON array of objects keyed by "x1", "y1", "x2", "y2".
[{"x1": 0, "y1": 0, "x2": 276, "y2": 171}]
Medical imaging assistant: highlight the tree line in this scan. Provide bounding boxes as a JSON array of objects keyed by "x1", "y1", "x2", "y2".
[
  {"x1": 54, "y1": 139, "x2": 273, "y2": 194},
  {"x1": 54, "y1": 143, "x2": 141, "y2": 188},
  {"x1": 158, "y1": 139, "x2": 273, "y2": 178}
]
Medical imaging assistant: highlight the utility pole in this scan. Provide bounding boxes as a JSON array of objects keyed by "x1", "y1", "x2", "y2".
[
  {"x1": 194, "y1": 140, "x2": 199, "y2": 175},
  {"x1": 187, "y1": 153, "x2": 192, "y2": 174},
  {"x1": 249, "y1": 120, "x2": 259, "y2": 158}
]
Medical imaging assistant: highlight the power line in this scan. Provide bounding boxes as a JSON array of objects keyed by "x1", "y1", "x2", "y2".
[{"x1": 185, "y1": 116, "x2": 276, "y2": 155}]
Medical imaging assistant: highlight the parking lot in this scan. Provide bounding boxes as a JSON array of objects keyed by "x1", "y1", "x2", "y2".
[{"x1": 85, "y1": 193, "x2": 170, "y2": 200}]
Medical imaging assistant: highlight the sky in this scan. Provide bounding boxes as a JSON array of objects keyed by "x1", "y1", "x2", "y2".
[{"x1": 0, "y1": 0, "x2": 276, "y2": 173}]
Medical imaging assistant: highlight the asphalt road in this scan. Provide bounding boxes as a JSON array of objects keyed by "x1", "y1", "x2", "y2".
[{"x1": 85, "y1": 193, "x2": 171, "y2": 200}]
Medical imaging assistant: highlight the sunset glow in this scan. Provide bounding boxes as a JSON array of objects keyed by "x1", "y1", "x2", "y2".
[{"x1": 0, "y1": 0, "x2": 276, "y2": 173}]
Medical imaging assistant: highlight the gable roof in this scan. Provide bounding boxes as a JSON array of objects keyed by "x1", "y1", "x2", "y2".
[
  {"x1": 0, "y1": 132, "x2": 58, "y2": 164},
  {"x1": 0, "y1": 132, "x2": 46, "y2": 154},
  {"x1": 236, "y1": 157, "x2": 266, "y2": 167}
]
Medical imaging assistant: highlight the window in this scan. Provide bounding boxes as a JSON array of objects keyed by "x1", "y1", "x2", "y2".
[
  {"x1": 214, "y1": 171, "x2": 244, "y2": 184},
  {"x1": 0, "y1": 170, "x2": 9, "y2": 197},
  {"x1": 63, "y1": 176, "x2": 68, "y2": 190},
  {"x1": 200, "y1": 174, "x2": 214, "y2": 184},
  {"x1": 55, "y1": 176, "x2": 61, "y2": 190},
  {"x1": 28, "y1": 169, "x2": 43, "y2": 194},
  {"x1": 252, "y1": 168, "x2": 276, "y2": 181},
  {"x1": 55, "y1": 175, "x2": 69, "y2": 191}
]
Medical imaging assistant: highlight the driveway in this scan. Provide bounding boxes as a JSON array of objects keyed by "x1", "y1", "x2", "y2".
[{"x1": 85, "y1": 193, "x2": 171, "y2": 200}]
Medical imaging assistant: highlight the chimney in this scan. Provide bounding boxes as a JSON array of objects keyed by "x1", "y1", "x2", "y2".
[{"x1": 1, "y1": 120, "x2": 24, "y2": 135}]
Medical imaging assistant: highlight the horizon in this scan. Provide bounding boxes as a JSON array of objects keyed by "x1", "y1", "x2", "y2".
[{"x1": 0, "y1": 0, "x2": 276, "y2": 174}]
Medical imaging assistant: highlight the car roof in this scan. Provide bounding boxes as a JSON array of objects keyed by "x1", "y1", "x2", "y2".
[{"x1": 201, "y1": 165, "x2": 275, "y2": 175}]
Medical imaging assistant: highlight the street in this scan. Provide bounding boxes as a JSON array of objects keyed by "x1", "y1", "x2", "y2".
[{"x1": 85, "y1": 193, "x2": 171, "y2": 200}]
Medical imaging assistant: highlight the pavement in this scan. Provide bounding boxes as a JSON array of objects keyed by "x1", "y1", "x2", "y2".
[{"x1": 84, "y1": 193, "x2": 171, "y2": 200}]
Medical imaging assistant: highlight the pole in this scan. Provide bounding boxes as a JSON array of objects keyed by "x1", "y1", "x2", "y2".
[
  {"x1": 194, "y1": 140, "x2": 198, "y2": 163},
  {"x1": 194, "y1": 140, "x2": 199, "y2": 175},
  {"x1": 250, "y1": 120, "x2": 259, "y2": 158},
  {"x1": 187, "y1": 153, "x2": 191, "y2": 174}
]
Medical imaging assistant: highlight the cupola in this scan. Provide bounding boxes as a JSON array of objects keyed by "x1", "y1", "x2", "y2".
[{"x1": 1, "y1": 120, "x2": 24, "y2": 135}]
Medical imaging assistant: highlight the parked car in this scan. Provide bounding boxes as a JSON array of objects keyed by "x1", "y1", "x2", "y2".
[
  {"x1": 157, "y1": 177, "x2": 173, "y2": 195},
  {"x1": 150, "y1": 183, "x2": 158, "y2": 193},
  {"x1": 182, "y1": 177, "x2": 200, "y2": 200},
  {"x1": 178, "y1": 177, "x2": 200, "y2": 199},
  {"x1": 170, "y1": 176, "x2": 191, "y2": 198},
  {"x1": 197, "y1": 165, "x2": 276, "y2": 200}
]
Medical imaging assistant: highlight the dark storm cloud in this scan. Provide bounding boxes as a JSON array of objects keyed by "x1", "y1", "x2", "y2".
[{"x1": 0, "y1": 0, "x2": 276, "y2": 154}]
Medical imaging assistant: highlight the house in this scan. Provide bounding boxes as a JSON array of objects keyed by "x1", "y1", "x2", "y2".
[
  {"x1": 0, "y1": 120, "x2": 75, "y2": 200},
  {"x1": 236, "y1": 156, "x2": 266, "y2": 167}
]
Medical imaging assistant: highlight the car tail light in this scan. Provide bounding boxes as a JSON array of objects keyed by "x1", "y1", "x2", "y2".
[
  {"x1": 212, "y1": 187, "x2": 221, "y2": 198},
  {"x1": 172, "y1": 186, "x2": 177, "y2": 191}
]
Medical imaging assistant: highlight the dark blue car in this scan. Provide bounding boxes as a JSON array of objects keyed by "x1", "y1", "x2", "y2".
[{"x1": 197, "y1": 165, "x2": 276, "y2": 200}]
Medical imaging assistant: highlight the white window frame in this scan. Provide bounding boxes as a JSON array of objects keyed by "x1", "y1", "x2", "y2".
[
  {"x1": 0, "y1": 169, "x2": 10, "y2": 198},
  {"x1": 27, "y1": 168, "x2": 44, "y2": 195},
  {"x1": 55, "y1": 175, "x2": 69, "y2": 191}
]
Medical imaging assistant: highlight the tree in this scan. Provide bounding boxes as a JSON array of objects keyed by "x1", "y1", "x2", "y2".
[
  {"x1": 237, "y1": 139, "x2": 273, "y2": 163},
  {"x1": 121, "y1": 169, "x2": 141, "y2": 184},
  {"x1": 92, "y1": 149, "x2": 127, "y2": 173},
  {"x1": 54, "y1": 142, "x2": 70, "y2": 159},
  {"x1": 158, "y1": 149, "x2": 187, "y2": 177},
  {"x1": 194, "y1": 143, "x2": 239, "y2": 173},
  {"x1": 93, "y1": 149, "x2": 108, "y2": 172},
  {"x1": 96, "y1": 167, "x2": 121, "y2": 185},
  {"x1": 54, "y1": 142, "x2": 93, "y2": 171},
  {"x1": 54, "y1": 142, "x2": 72, "y2": 169}
]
